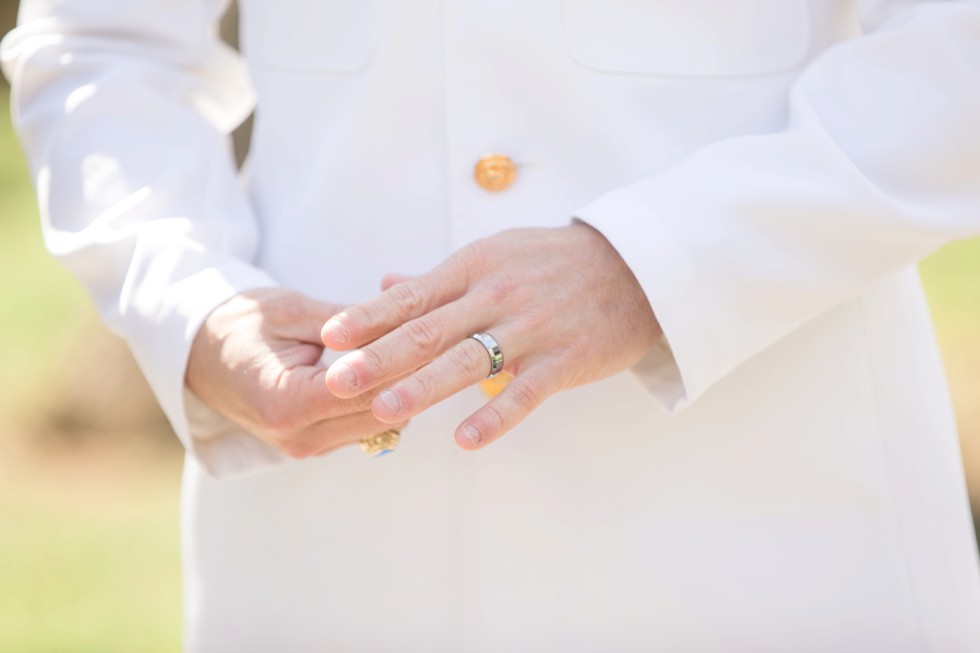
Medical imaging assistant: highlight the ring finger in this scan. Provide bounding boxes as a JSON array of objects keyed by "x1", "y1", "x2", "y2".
[{"x1": 370, "y1": 324, "x2": 525, "y2": 423}]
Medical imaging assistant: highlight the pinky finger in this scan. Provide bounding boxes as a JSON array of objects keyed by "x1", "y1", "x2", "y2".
[{"x1": 455, "y1": 368, "x2": 557, "y2": 451}]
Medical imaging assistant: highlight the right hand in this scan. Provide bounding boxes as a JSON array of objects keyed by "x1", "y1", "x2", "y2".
[{"x1": 186, "y1": 288, "x2": 408, "y2": 459}]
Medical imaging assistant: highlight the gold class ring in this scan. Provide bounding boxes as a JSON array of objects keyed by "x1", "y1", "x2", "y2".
[{"x1": 359, "y1": 429, "x2": 400, "y2": 457}]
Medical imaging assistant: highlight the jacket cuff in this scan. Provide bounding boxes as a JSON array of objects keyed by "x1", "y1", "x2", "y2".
[
  {"x1": 122, "y1": 256, "x2": 289, "y2": 479},
  {"x1": 574, "y1": 189, "x2": 733, "y2": 412}
]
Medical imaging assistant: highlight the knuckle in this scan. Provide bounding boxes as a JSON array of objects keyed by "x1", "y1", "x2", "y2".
[
  {"x1": 359, "y1": 345, "x2": 389, "y2": 379},
  {"x1": 506, "y1": 380, "x2": 541, "y2": 413},
  {"x1": 400, "y1": 318, "x2": 443, "y2": 358},
  {"x1": 453, "y1": 239, "x2": 490, "y2": 278},
  {"x1": 388, "y1": 282, "x2": 425, "y2": 317},
  {"x1": 482, "y1": 401, "x2": 508, "y2": 433},
  {"x1": 409, "y1": 369, "x2": 436, "y2": 403},
  {"x1": 482, "y1": 273, "x2": 519, "y2": 303},
  {"x1": 452, "y1": 341, "x2": 487, "y2": 373},
  {"x1": 341, "y1": 304, "x2": 373, "y2": 335},
  {"x1": 460, "y1": 238, "x2": 488, "y2": 263},
  {"x1": 338, "y1": 300, "x2": 394, "y2": 340}
]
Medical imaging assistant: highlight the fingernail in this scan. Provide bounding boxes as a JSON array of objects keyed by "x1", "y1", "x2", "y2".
[
  {"x1": 461, "y1": 424, "x2": 482, "y2": 446},
  {"x1": 323, "y1": 318, "x2": 349, "y2": 345},
  {"x1": 332, "y1": 361, "x2": 357, "y2": 390},
  {"x1": 379, "y1": 389, "x2": 402, "y2": 415}
]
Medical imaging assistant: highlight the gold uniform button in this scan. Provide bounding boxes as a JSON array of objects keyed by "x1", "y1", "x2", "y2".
[{"x1": 474, "y1": 153, "x2": 517, "y2": 192}]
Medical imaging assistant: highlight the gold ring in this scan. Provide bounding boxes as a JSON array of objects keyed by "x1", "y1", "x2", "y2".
[{"x1": 359, "y1": 430, "x2": 400, "y2": 457}]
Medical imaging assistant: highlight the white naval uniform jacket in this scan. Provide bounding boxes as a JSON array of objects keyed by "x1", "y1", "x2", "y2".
[{"x1": 4, "y1": 0, "x2": 980, "y2": 651}]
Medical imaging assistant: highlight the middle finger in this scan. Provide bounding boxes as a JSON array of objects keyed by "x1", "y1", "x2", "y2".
[
  {"x1": 370, "y1": 324, "x2": 525, "y2": 423},
  {"x1": 324, "y1": 296, "x2": 492, "y2": 398}
]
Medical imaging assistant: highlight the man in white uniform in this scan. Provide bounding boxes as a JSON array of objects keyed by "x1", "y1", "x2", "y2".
[{"x1": 4, "y1": 1, "x2": 980, "y2": 650}]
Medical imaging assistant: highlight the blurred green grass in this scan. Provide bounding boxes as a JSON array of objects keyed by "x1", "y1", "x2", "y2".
[
  {"x1": 0, "y1": 451, "x2": 182, "y2": 653},
  {"x1": 0, "y1": 90, "x2": 182, "y2": 653},
  {"x1": 0, "y1": 88, "x2": 90, "y2": 415},
  {"x1": 920, "y1": 237, "x2": 980, "y2": 339},
  {"x1": 0, "y1": 81, "x2": 977, "y2": 653}
]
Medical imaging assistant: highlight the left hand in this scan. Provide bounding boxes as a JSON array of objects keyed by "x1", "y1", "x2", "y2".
[{"x1": 321, "y1": 223, "x2": 662, "y2": 450}]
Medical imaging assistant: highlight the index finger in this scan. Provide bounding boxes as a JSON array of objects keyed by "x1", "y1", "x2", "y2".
[{"x1": 320, "y1": 259, "x2": 467, "y2": 350}]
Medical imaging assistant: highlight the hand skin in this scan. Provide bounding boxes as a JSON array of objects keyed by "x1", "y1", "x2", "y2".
[
  {"x1": 321, "y1": 222, "x2": 662, "y2": 451},
  {"x1": 186, "y1": 288, "x2": 408, "y2": 459}
]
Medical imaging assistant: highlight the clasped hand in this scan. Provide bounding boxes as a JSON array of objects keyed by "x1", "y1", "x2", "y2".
[
  {"x1": 186, "y1": 289, "x2": 409, "y2": 458},
  {"x1": 321, "y1": 223, "x2": 661, "y2": 450},
  {"x1": 187, "y1": 224, "x2": 660, "y2": 459}
]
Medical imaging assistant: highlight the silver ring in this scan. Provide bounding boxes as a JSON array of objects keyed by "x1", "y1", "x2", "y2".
[{"x1": 470, "y1": 332, "x2": 504, "y2": 378}]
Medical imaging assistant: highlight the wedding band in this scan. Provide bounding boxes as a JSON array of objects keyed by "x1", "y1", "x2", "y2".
[
  {"x1": 470, "y1": 332, "x2": 504, "y2": 378},
  {"x1": 359, "y1": 430, "x2": 400, "y2": 457}
]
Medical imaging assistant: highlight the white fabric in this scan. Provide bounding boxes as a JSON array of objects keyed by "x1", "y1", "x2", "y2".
[{"x1": 4, "y1": 1, "x2": 980, "y2": 650}]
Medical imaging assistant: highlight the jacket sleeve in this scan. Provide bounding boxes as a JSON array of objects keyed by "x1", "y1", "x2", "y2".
[
  {"x1": 575, "y1": 0, "x2": 980, "y2": 412},
  {"x1": 1, "y1": 0, "x2": 286, "y2": 477}
]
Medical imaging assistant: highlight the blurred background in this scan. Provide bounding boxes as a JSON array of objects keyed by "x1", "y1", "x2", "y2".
[{"x1": 0, "y1": 2, "x2": 978, "y2": 651}]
